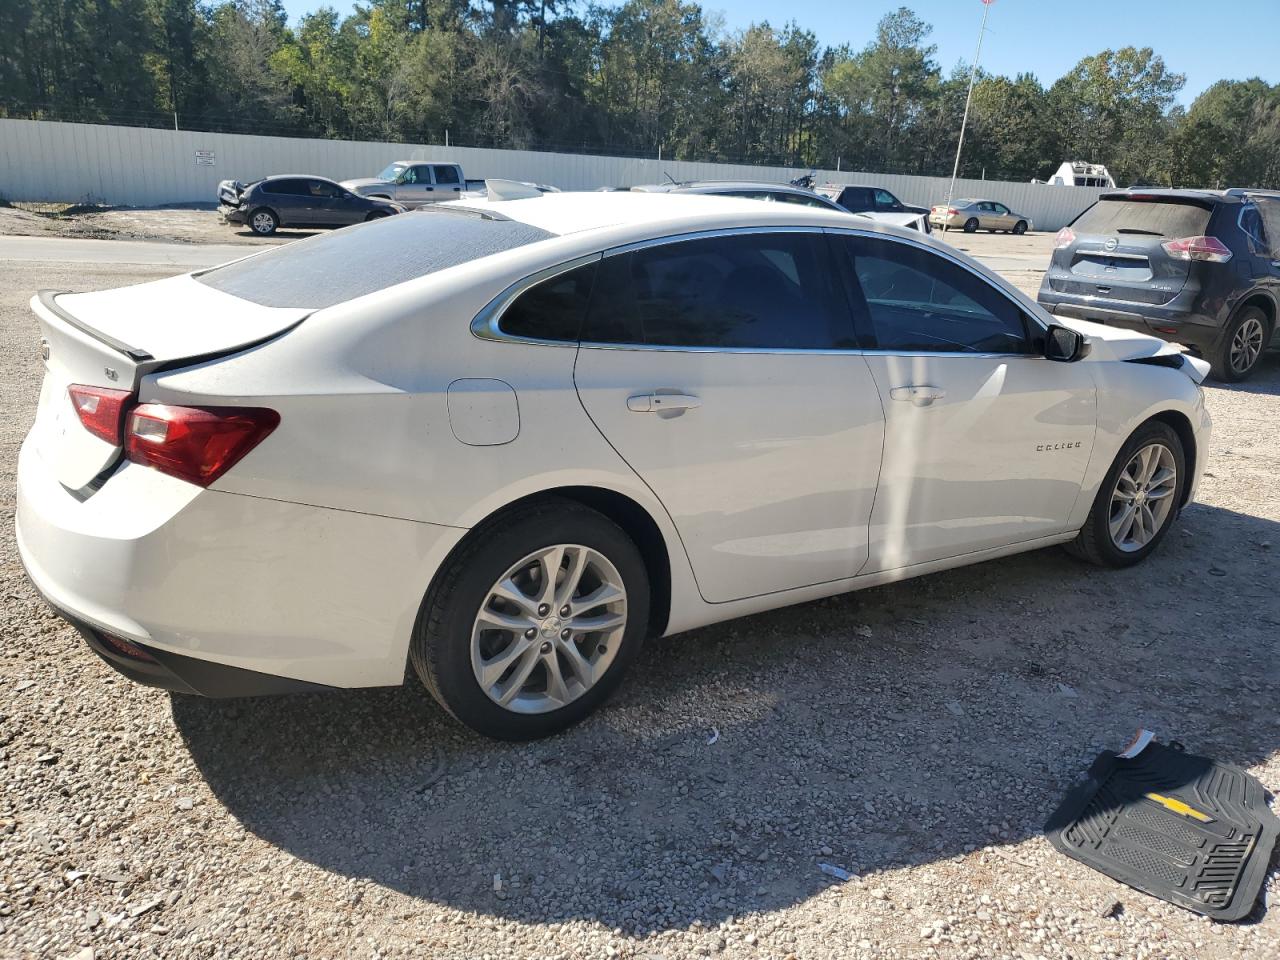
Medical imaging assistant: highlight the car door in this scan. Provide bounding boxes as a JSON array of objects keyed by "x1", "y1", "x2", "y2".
[
  {"x1": 304, "y1": 179, "x2": 345, "y2": 225},
  {"x1": 974, "y1": 202, "x2": 996, "y2": 229},
  {"x1": 990, "y1": 202, "x2": 1014, "y2": 230},
  {"x1": 573, "y1": 229, "x2": 886, "y2": 603},
  {"x1": 395, "y1": 164, "x2": 435, "y2": 206},
  {"x1": 831, "y1": 232, "x2": 1096, "y2": 571},
  {"x1": 431, "y1": 164, "x2": 464, "y2": 201},
  {"x1": 1253, "y1": 200, "x2": 1280, "y2": 346},
  {"x1": 267, "y1": 178, "x2": 317, "y2": 226}
]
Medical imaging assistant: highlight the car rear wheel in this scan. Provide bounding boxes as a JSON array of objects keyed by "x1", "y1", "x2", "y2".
[
  {"x1": 1013, "y1": 220, "x2": 1028, "y2": 235},
  {"x1": 1065, "y1": 420, "x2": 1185, "y2": 568},
  {"x1": 249, "y1": 208, "x2": 278, "y2": 236},
  {"x1": 410, "y1": 499, "x2": 649, "y2": 740},
  {"x1": 1209, "y1": 307, "x2": 1269, "y2": 382},
  {"x1": 963, "y1": 217, "x2": 979, "y2": 233}
]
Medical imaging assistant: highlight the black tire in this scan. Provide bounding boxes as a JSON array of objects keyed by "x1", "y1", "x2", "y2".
[
  {"x1": 1209, "y1": 306, "x2": 1270, "y2": 382},
  {"x1": 248, "y1": 207, "x2": 278, "y2": 236},
  {"x1": 963, "y1": 217, "x2": 979, "y2": 233},
  {"x1": 364, "y1": 210, "x2": 390, "y2": 222},
  {"x1": 1065, "y1": 420, "x2": 1186, "y2": 568},
  {"x1": 1013, "y1": 220, "x2": 1028, "y2": 235},
  {"x1": 410, "y1": 499, "x2": 650, "y2": 740}
]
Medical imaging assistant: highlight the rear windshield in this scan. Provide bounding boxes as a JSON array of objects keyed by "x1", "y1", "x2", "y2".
[
  {"x1": 1072, "y1": 199, "x2": 1212, "y2": 238},
  {"x1": 195, "y1": 208, "x2": 553, "y2": 308}
]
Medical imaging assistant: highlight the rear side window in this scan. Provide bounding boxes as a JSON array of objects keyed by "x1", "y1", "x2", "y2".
[
  {"x1": 1254, "y1": 200, "x2": 1280, "y2": 258},
  {"x1": 498, "y1": 261, "x2": 598, "y2": 341},
  {"x1": 261, "y1": 179, "x2": 307, "y2": 196},
  {"x1": 841, "y1": 188, "x2": 872, "y2": 209},
  {"x1": 196, "y1": 209, "x2": 554, "y2": 308},
  {"x1": 838, "y1": 235, "x2": 1030, "y2": 354},
  {"x1": 581, "y1": 232, "x2": 855, "y2": 350},
  {"x1": 1073, "y1": 199, "x2": 1212, "y2": 238},
  {"x1": 433, "y1": 165, "x2": 461, "y2": 185}
]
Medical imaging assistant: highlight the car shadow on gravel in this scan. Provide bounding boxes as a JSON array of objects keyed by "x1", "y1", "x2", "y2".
[{"x1": 172, "y1": 501, "x2": 1280, "y2": 933}]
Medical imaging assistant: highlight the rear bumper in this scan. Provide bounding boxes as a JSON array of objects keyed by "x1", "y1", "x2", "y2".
[
  {"x1": 1037, "y1": 286, "x2": 1223, "y2": 353},
  {"x1": 15, "y1": 435, "x2": 464, "y2": 692}
]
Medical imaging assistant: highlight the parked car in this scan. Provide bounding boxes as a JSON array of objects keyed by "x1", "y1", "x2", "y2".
[
  {"x1": 631, "y1": 180, "x2": 928, "y2": 231},
  {"x1": 218, "y1": 176, "x2": 403, "y2": 235},
  {"x1": 930, "y1": 199, "x2": 1032, "y2": 234},
  {"x1": 19, "y1": 193, "x2": 1210, "y2": 740},
  {"x1": 1038, "y1": 188, "x2": 1280, "y2": 381},
  {"x1": 459, "y1": 180, "x2": 561, "y2": 199},
  {"x1": 816, "y1": 183, "x2": 932, "y2": 232},
  {"x1": 341, "y1": 160, "x2": 466, "y2": 207}
]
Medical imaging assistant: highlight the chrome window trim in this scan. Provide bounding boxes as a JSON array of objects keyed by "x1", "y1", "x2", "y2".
[
  {"x1": 470, "y1": 252, "x2": 603, "y2": 346},
  {"x1": 473, "y1": 224, "x2": 1048, "y2": 356}
]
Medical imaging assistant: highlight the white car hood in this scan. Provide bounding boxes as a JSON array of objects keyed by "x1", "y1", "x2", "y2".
[
  {"x1": 1058, "y1": 317, "x2": 1210, "y2": 383},
  {"x1": 341, "y1": 178, "x2": 391, "y2": 192}
]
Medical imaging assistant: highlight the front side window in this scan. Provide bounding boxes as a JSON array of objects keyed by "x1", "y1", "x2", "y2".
[
  {"x1": 498, "y1": 261, "x2": 598, "y2": 342},
  {"x1": 582, "y1": 232, "x2": 854, "y2": 350},
  {"x1": 874, "y1": 189, "x2": 897, "y2": 209},
  {"x1": 308, "y1": 179, "x2": 339, "y2": 198},
  {"x1": 411, "y1": 165, "x2": 434, "y2": 184},
  {"x1": 838, "y1": 235, "x2": 1030, "y2": 354}
]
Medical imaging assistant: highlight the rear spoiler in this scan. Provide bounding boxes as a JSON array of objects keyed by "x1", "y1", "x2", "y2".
[
  {"x1": 1100, "y1": 191, "x2": 1216, "y2": 209},
  {"x1": 36, "y1": 290, "x2": 153, "y2": 362}
]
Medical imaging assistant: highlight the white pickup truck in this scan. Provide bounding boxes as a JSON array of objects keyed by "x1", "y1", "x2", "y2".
[{"x1": 341, "y1": 161, "x2": 466, "y2": 208}]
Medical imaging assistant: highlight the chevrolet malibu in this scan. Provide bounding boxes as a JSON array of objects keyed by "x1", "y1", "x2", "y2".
[{"x1": 17, "y1": 193, "x2": 1211, "y2": 740}]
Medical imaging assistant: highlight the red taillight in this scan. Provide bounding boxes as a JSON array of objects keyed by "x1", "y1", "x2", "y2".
[
  {"x1": 125, "y1": 404, "x2": 279, "y2": 487},
  {"x1": 68, "y1": 384, "x2": 133, "y2": 445},
  {"x1": 1054, "y1": 227, "x2": 1076, "y2": 250},
  {"x1": 1161, "y1": 235, "x2": 1232, "y2": 263}
]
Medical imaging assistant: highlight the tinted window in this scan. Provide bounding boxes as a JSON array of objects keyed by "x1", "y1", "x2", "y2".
[
  {"x1": 774, "y1": 192, "x2": 836, "y2": 208},
  {"x1": 1251, "y1": 200, "x2": 1280, "y2": 258},
  {"x1": 1240, "y1": 204, "x2": 1268, "y2": 253},
  {"x1": 197, "y1": 208, "x2": 554, "y2": 308},
  {"x1": 839, "y1": 236, "x2": 1029, "y2": 354},
  {"x1": 1073, "y1": 199, "x2": 1212, "y2": 238},
  {"x1": 433, "y1": 165, "x2": 460, "y2": 185},
  {"x1": 261, "y1": 178, "x2": 308, "y2": 196},
  {"x1": 874, "y1": 189, "x2": 897, "y2": 209},
  {"x1": 582, "y1": 232, "x2": 853, "y2": 350},
  {"x1": 308, "y1": 179, "x2": 340, "y2": 198},
  {"x1": 840, "y1": 187, "x2": 872, "y2": 209},
  {"x1": 498, "y1": 261, "x2": 598, "y2": 341}
]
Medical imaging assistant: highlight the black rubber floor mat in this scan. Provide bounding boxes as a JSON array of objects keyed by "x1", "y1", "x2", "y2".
[{"x1": 1046, "y1": 740, "x2": 1278, "y2": 921}]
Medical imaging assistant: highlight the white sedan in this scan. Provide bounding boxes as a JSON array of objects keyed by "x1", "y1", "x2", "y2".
[{"x1": 17, "y1": 193, "x2": 1211, "y2": 740}]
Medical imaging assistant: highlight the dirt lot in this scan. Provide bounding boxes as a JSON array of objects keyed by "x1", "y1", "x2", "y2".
[
  {"x1": 0, "y1": 245, "x2": 1278, "y2": 959},
  {"x1": 0, "y1": 206, "x2": 303, "y2": 246}
]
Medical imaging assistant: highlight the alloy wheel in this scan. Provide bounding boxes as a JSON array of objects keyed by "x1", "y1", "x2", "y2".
[
  {"x1": 252, "y1": 212, "x2": 275, "y2": 234},
  {"x1": 1108, "y1": 443, "x2": 1177, "y2": 552},
  {"x1": 470, "y1": 544, "x2": 627, "y2": 714},
  {"x1": 1230, "y1": 315, "x2": 1265, "y2": 375}
]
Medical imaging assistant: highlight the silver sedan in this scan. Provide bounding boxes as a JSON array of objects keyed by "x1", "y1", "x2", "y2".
[{"x1": 930, "y1": 198, "x2": 1033, "y2": 234}]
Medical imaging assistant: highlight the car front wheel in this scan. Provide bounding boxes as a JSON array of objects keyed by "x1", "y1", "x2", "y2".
[
  {"x1": 249, "y1": 208, "x2": 278, "y2": 235},
  {"x1": 1013, "y1": 220, "x2": 1028, "y2": 235},
  {"x1": 1210, "y1": 306, "x2": 1269, "y2": 382},
  {"x1": 410, "y1": 499, "x2": 650, "y2": 740},
  {"x1": 1066, "y1": 420, "x2": 1185, "y2": 567}
]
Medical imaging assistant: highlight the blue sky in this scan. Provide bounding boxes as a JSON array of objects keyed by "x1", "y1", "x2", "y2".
[{"x1": 278, "y1": 0, "x2": 1278, "y2": 106}]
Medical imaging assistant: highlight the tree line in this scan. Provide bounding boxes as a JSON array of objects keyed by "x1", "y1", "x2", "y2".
[{"x1": 3, "y1": 0, "x2": 1278, "y2": 188}]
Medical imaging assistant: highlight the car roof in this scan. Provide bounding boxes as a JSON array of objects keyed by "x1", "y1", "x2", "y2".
[
  {"x1": 448, "y1": 190, "x2": 856, "y2": 238},
  {"x1": 631, "y1": 180, "x2": 815, "y2": 195}
]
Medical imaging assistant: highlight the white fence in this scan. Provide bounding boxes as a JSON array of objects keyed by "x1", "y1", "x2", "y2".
[{"x1": 0, "y1": 119, "x2": 1106, "y2": 231}]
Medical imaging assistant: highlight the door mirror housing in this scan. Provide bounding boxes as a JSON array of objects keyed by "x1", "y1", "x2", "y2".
[{"x1": 1044, "y1": 324, "x2": 1090, "y2": 362}]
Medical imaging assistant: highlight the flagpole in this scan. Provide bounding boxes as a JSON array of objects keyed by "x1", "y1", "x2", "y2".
[{"x1": 944, "y1": 0, "x2": 993, "y2": 233}]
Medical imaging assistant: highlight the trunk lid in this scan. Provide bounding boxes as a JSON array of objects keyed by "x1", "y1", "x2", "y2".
[
  {"x1": 1047, "y1": 195, "x2": 1214, "y2": 305},
  {"x1": 30, "y1": 274, "x2": 308, "y2": 491}
]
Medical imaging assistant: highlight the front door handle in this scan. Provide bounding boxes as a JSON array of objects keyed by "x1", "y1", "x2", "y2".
[
  {"x1": 889, "y1": 385, "x2": 946, "y2": 407},
  {"x1": 627, "y1": 393, "x2": 702, "y2": 413}
]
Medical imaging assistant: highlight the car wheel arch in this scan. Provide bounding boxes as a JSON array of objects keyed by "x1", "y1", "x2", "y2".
[
  {"x1": 248, "y1": 205, "x2": 279, "y2": 226},
  {"x1": 426, "y1": 486, "x2": 674, "y2": 639},
  {"x1": 1146, "y1": 410, "x2": 1198, "y2": 508},
  {"x1": 1233, "y1": 292, "x2": 1276, "y2": 336}
]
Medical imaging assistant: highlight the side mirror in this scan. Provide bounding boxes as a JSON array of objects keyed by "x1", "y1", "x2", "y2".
[{"x1": 1044, "y1": 324, "x2": 1090, "y2": 362}]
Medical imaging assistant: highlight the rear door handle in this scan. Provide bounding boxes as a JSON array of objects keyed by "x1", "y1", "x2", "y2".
[
  {"x1": 889, "y1": 385, "x2": 945, "y2": 407},
  {"x1": 627, "y1": 393, "x2": 702, "y2": 413}
]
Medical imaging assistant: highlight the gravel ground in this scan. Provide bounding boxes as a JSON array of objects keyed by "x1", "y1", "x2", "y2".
[
  {"x1": 0, "y1": 207, "x2": 303, "y2": 246},
  {"x1": 1, "y1": 254, "x2": 1278, "y2": 960}
]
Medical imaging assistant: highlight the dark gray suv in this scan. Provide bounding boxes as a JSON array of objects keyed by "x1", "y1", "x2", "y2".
[{"x1": 1038, "y1": 189, "x2": 1280, "y2": 381}]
